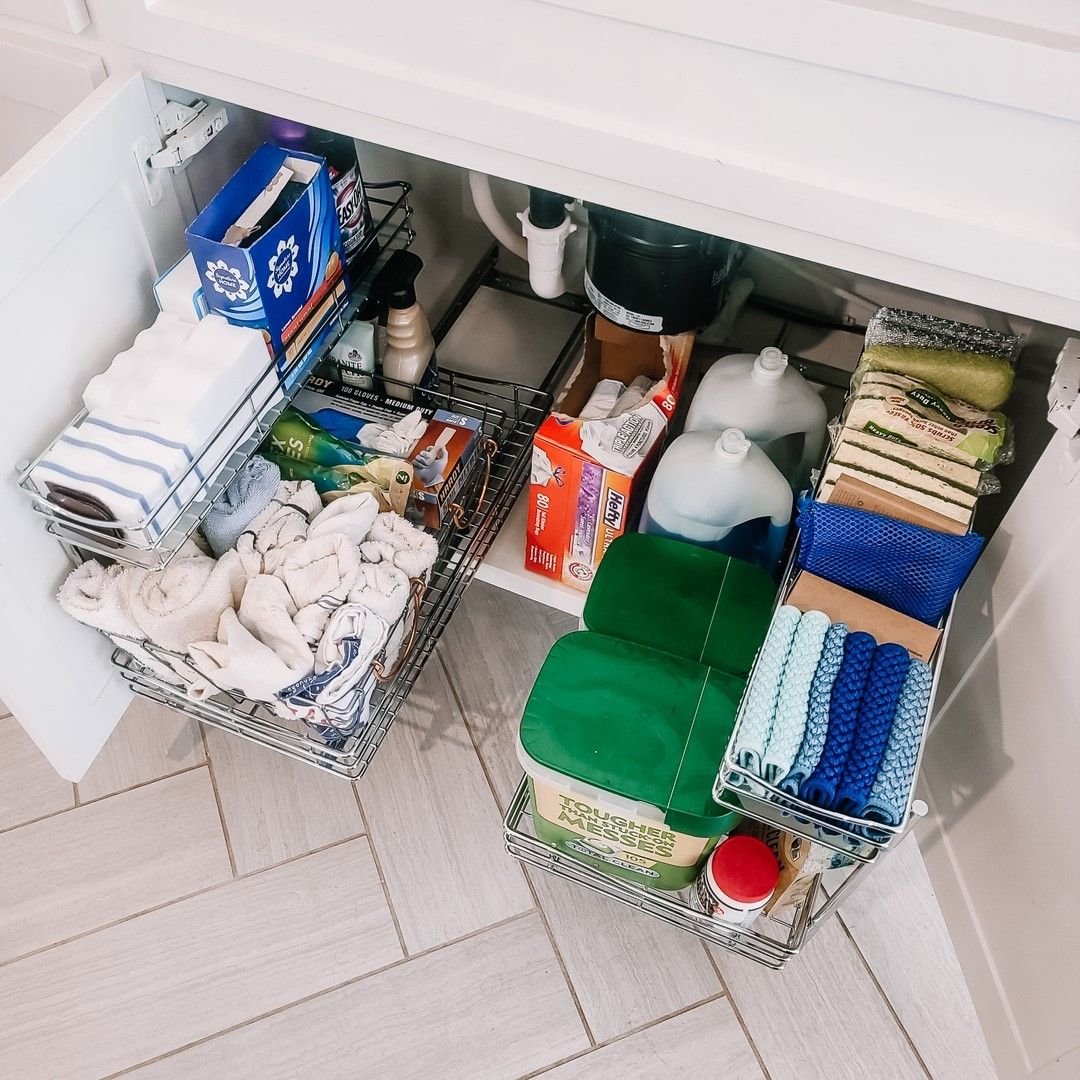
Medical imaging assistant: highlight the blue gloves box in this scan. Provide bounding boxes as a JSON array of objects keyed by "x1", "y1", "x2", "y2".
[{"x1": 186, "y1": 144, "x2": 347, "y2": 366}]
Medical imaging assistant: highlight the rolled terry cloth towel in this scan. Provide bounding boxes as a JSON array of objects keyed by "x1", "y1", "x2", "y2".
[
  {"x1": 308, "y1": 491, "x2": 380, "y2": 547},
  {"x1": 237, "y1": 575, "x2": 314, "y2": 679},
  {"x1": 762, "y1": 610, "x2": 831, "y2": 785},
  {"x1": 801, "y1": 630, "x2": 876, "y2": 810},
  {"x1": 348, "y1": 562, "x2": 411, "y2": 625},
  {"x1": 733, "y1": 605, "x2": 801, "y2": 776},
  {"x1": 129, "y1": 548, "x2": 246, "y2": 651},
  {"x1": 187, "y1": 608, "x2": 307, "y2": 705},
  {"x1": 235, "y1": 480, "x2": 321, "y2": 577},
  {"x1": 834, "y1": 644, "x2": 911, "y2": 816},
  {"x1": 861, "y1": 658, "x2": 933, "y2": 827},
  {"x1": 359, "y1": 512, "x2": 439, "y2": 580},
  {"x1": 780, "y1": 623, "x2": 849, "y2": 796},
  {"x1": 355, "y1": 409, "x2": 427, "y2": 456},
  {"x1": 57, "y1": 561, "x2": 185, "y2": 686},
  {"x1": 201, "y1": 455, "x2": 281, "y2": 557},
  {"x1": 279, "y1": 532, "x2": 362, "y2": 643},
  {"x1": 278, "y1": 604, "x2": 389, "y2": 733}
]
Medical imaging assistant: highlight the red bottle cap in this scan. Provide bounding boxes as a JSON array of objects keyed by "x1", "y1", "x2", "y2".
[{"x1": 707, "y1": 835, "x2": 779, "y2": 903}]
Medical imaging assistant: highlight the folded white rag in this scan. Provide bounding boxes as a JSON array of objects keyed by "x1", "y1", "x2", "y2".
[
  {"x1": 279, "y1": 532, "x2": 362, "y2": 643},
  {"x1": 237, "y1": 575, "x2": 314, "y2": 680},
  {"x1": 235, "y1": 480, "x2": 321, "y2": 577},
  {"x1": 348, "y1": 562, "x2": 411, "y2": 625},
  {"x1": 359, "y1": 513, "x2": 439, "y2": 580},
  {"x1": 187, "y1": 607, "x2": 308, "y2": 705},
  {"x1": 57, "y1": 561, "x2": 186, "y2": 686},
  {"x1": 355, "y1": 409, "x2": 428, "y2": 456},
  {"x1": 307, "y1": 491, "x2": 380, "y2": 546},
  {"x1": 129, "y1": 548, "x2": 246, "y2": 651}
]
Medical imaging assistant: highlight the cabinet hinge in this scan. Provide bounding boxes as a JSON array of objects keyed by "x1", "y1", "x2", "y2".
[{"x1": 147, "y1": 99, "x2": 229, "y2": 171}]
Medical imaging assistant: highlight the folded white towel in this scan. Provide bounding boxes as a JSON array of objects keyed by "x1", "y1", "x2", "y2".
[
  {"x1": 235, "y1": 480, "x2": 321, "y2": 577},
  {"x1": 355, "y1": 409, "x2": 428, "y2": 456},
  {"x1": 187, "y1": 608, "x2": 306, "y2": 705},
  {"x1": 359, "y1": 513, "x2": 439, "y2": 580},
  {"x1": 129, "y1": 548, "x2": 246, "y2": 651},
  {"x1": 237, "y1": 575, "x2": 314, "y2": 678},
  {"x1": 57, "y1": 561, "x2": 186, "y2": 686},
  {"x1": 348, "y1": 562, "x2": 411, "y2": 625},
  {"x1": 279, "y1": 532, "x2": 362, "y2": 643},
  {"x1": 307, "y1": 491, "x2": 380, "y2": 546}
]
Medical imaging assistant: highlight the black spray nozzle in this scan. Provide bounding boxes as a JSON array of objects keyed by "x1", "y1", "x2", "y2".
[
  {"x1": 528, "y1": 187, "x2": 570, "y2": 230},
  {"x1": 364, "y1": 249, "x2": 423, "y2": 317}
]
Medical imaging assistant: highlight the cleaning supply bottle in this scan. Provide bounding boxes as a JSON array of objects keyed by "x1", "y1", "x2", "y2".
[
  {"x1": 264, "y1": 406, "x2": 369, "y2": 467},
  {"x1": 640, "y1": 429, "x2": 793, "y2": 573},
  {"x1": 380, "y1": 251, "x2": 436, "y2": 403},
  {"x1": 684, "y1": 347, "x2": 827, "y2": 492}
]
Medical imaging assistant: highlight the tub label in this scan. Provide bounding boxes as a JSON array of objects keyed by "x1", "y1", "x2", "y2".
[{"x1": 584, "y1": 272, "x2": 664, "y2": 333}]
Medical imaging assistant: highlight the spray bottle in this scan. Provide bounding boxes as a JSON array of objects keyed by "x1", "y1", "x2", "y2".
[{"x1": 379, "y1": 251, "x2": 436, "y2": 403}]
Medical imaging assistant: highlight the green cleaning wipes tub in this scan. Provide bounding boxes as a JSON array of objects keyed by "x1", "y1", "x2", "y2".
[{"x1": 518, "y1": 631, "x2": 742, "y2": 890}]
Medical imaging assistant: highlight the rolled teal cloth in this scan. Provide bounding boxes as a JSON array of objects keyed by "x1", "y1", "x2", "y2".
[
  {"x1": 762, "y1": 610, "x2": 830, "y2": 784},
  {"x1": 734, "y1": 605, "x2": 801, "y2": 776},
  {"x1": 861, "y1": 658, "x2": 933, "y2": 827},
  {"x1": 801, "y1": 630, "x2": 876, "y2": 809},
  {"x1": 779, "y1": 622, "x2": 848, "y2": 796},
  {"x1": 834, "y1": 644, "x2": 910, "y2": 816}
]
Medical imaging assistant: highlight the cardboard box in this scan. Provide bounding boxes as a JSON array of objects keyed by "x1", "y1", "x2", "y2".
[
  {"x1": 821, "y1": 473, "x2": 969, "y2": 536},
  {"x1": 186, "y1": 144, "x2": 347, "y2": 366},
  {"x1": 525, "y1": 315, "x2": 695, "y2": 590},
  {"x1": 293, "y1": 371, "x2": 482, "y2": 529},
  {"x1": 786, "y1": 571, "x2": 941, "y2": 662}
]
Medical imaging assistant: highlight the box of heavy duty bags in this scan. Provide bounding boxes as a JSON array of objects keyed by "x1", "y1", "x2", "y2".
[
  {"x1": 187, "y1": 144, "x2": 348, "y2": 367},
  {"x1": 526, "y1": 314, "x2": 695, "y2": 591}
]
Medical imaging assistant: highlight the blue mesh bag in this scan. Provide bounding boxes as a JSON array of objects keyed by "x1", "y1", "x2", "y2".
[{"x1": 795, "y1": 500, "x2": 984, "y2": 624}]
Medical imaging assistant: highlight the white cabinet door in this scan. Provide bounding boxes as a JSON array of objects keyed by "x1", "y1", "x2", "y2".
[
  {"x1": 921, "y1": 427, "x2": 1080, "y2": 1079},
  {"x1": 0, "y1": 0, "x2": 90, "y2": 34},
  {"x1": 1, "y1": 69, "x2": 187, "y2": 781}
]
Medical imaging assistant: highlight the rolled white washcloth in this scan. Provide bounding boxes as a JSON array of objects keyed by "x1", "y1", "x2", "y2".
[
  {"x1": 235, "y1": 480, "x2": 321, "y2": 577},
  {"x1": 278, "y1": 532, "x2": 362, "y2": 643},
  {"x1": 348, "y1": 562, "x2": 411, "y2": 624},
  {"x1": 129, "y1": 548, "x2": 246, "y2": 652},
  {"x1": 237, "y1": 575, "x2": 314, "y2": 679},
  {"x1": 359, "y1": 512, "x2": 439, "y2": 580},
  {"x1": 307, "y1": 491, "x2": 380, "y2": 546},
  {"x1": 57, "y1": 561, "x2": 186, "y2": 686},
  {"x1": 355, "y1": 409, "x2": 428, "y2": 456}
]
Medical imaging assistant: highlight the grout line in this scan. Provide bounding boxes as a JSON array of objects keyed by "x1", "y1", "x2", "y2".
[
  {"x1": 702, "y1": 942, "x2": 775, "y2": 1080},
  {"x1": 836, "y1": 913, "x2": 934, "y2": 1080},
  {"x1": 105, "y1": 908, "x2": 538, "y2": 1079},
  {"x1": 0, "y1": 830, "x2": 370, "y2": 973},
  {"x1": 71, "y1": 781, "x2": 81, "y2": 807},
  {"x1": 200, "y1": 728, "x2": 237, "y2": 878},
  {"x1": 0, "y1": 762, "x2": 207, "y2": 838},
  {"x1": 514, "y1": 991, "x2": 730, "y2": 1080},
  {"x1": 352, "y1": 783, "x2": 409, "y2": 958},
  {"x1": 438, "y1": 650, "x2": 596, "y2": 1048}
]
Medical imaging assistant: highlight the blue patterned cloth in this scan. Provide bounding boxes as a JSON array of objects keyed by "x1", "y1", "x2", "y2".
[
  {"x1": 779, "y1": 622, "x2": 848, "y2": 796},
  {"x1": 801, "y1": 630, "x2": 876, "y2": 809},
  {"x1": 834, "y1": 644, "x2": 910, "y2": 816},
  {"x1": 861, "y1": 658, "x2": 934, "y2": 827}
]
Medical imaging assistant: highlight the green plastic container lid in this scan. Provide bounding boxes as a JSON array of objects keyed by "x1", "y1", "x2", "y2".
[
  {"x1": 519, "y1": 631, "x2": 743, "y2": 837},
  {"x1": 583, "y1": 533, "x2": 775, "y2": 676}
]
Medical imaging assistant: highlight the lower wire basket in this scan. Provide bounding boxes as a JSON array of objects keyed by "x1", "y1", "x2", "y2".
[{"x1": 114, "y1": 369, "x2": 551, "y2": 780}]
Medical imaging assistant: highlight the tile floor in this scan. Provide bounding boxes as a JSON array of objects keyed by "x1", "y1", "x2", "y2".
[{"x1": 0, "y1": 584, "x2": 997, "y2": 1080}]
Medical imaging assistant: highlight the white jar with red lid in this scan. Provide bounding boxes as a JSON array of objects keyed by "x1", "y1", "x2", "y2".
[{"x1": 689, "y1": 835, "x2": 779, "y2": 925}]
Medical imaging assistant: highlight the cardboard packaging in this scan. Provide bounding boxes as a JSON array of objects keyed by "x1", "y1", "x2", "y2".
[
  {"x1": 525, "y1": 314, "x2": 695, "y2": 590},
  {"x1": 786, "y1": 571, "x2": 941, "y2": 662},
  {"x1": 293, "y1": 371, "x2": 482, "y2": 529},
  {"x1": 186, "y1": 144, "x2": 348, "y2": 368},
  {"x1": 821, "y1": 473, "x2": 968, "y2": 536}
]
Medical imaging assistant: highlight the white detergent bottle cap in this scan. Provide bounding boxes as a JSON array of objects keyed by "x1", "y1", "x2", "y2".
[
  {"x1": 751, "y1": 346, "x2": 788, "y2": 385},
  {"x1": 714, "y1": 428, "x2": 751, "y2": 466}
]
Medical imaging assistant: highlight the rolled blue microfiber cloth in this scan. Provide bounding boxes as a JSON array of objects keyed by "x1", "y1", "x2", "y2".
[
  {"x1": 779, "y1": 622, "x2": 849, "y2": 796},
  {"x1": 860, "y1": 658, "x2": 934, "y2": 827},
  {"x1": 834, "y1": 643, "x2": 911, "y2": 816},
  {"x1": 201, "y1": 454, "x2": 281, "y2": 557},
  {"x1": 762, "y1": 610, "x2": 830, "y2": 785},
  {"x1": 800, "y1": 630, "x2": 876, "y2": 809},
  {"x1": 734, "y1": 605, "x2": 801, "y2": 776}
]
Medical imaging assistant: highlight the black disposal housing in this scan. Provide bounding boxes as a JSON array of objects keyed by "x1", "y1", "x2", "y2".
[{"x1": 584, "y1": 205, "x2": 734, "y2": 334}]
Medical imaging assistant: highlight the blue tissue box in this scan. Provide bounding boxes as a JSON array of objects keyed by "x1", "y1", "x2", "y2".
[{"x1": 186, "y1": 144, "x2": 347, "y2": 365}]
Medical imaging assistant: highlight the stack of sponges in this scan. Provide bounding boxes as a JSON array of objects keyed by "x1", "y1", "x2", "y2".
[{"x1": 731, "y1": 605, "x2": 932, "y2": 829}]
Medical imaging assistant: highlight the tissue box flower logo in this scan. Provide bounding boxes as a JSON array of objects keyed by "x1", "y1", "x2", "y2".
[
  {"x1": 267, "y1": 236, "x2": 300, "y2": 298},
  {"x1": 204, "y1": 259, "x2": 251, "y2": 302}
]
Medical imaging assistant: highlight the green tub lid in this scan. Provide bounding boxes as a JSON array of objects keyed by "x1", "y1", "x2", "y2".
[
  {"x1": 519, "y1": 631, "x2": 742, "y2": 837},
  {"x1": 583, "y1": 533, "x2": 776, "y2": 677}
]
